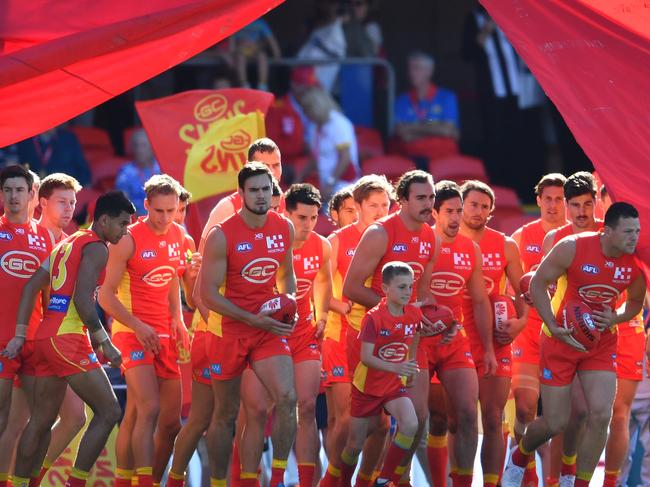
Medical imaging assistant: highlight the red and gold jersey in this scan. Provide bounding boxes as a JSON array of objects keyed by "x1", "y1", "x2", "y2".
[
  {"x1": 430, "y1": 233, "x2": 476, "y2": 322},
  {"x1": 462, "y1": 227, "x2": 507, "y2": 346},
  {"x1": 370, "y1": 213, "x2": 436, "y2": 301},
  {"x1": 517, "y1": 219, "x2": 546, "y2": 273},
  {"x1": 547, "y1": 232, "x2": 643, "y2": 335},
  {"x1": 112, "y1": 218, "x2": 186, "y2": 336},
  {"x1": 353, "y1": 299, "x2": 421, "y2": 396},
  {"x1": 326, "y1": 224, "x2": 366, "y2": 338},
  {"x1": 36, "y1": 230, "x2": 106, "y2": 339},
  {"x1": 207, "y1": 211, "x2": 291, "y2": 338},
  {"x1": 553, "y1": 220, "x2": 604, "y2": 245},
  {"x1": 0, "y1": 216, "x2": 52, "y2": 342},
  {"x1": 293, "y1": 231, "x2": 323, "y2": 337}
]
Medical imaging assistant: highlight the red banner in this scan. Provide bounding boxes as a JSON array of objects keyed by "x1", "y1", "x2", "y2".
[
  {"x1": 482, "y1": 0, "x2": 650, "y2": 269},
  {"x1": 0, "y1": 0, "x2": 282, "y2": 146}
]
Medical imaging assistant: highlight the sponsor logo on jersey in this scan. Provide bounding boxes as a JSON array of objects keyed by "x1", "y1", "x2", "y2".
[
  {"x1": 89, "y1": 353, "x2": 98, "y2": 364},
  {"x1": 202, "y1": 367, "x2": 211, "y2": 378},
  {"x1": 0, "y1": 231, "x2": 12, "y2": 241},
  {"x1": 377, "y1": 342, "x2": 409, "y2": 362},
  {"x1": 211, "y1": 363, "x2": 222, "y2": 375},
  {"x1": 48, "y1": 294, "x2": 71, "y2": 313},
  {"x1": 266, "y1": 234, "x2": 285, "y2": 253},
  {"x1": 15, "y1": 228, "x2": 24, "y2": 235},
  {"x1": 303, "y1": 255, "x2": 320, "y2": 272},
  {"x1": 236, "y1": 242, "x2": 253, "y2": 253},
  {"x1": 141, "y1": 250, "x2": 157, "y2": 259},
  {"x1": 255, "y1": 233, "x2": 263, "y2": 240},
  {"x1": 332, "y1": 366, "x2": 345, "y2": 377},
  {"x1": 28, "y1": 233, "x2": 47, "y2": 250},
  {"x1": 1, "y1": 250, "x2": 40, "y2": 278},
  {"x1": 392, "y1": 244, "x2": 407, "y2": 253},
  {"x1": 542, "y1": 368, "x2": 553, "y2": 380},
  {"x1": 614, "y1": 266, "x2": 632, "y2": 282},
  {"x1": 130, "y1": 351, "x2": 145, "y2": 361},
  {"x1": 453, "y1": 252, "x2": 472, "y2": 267},
  {"x1": 242, "y1": 257, "x2": 279, "y2": 284},
  {"x1": 581, "y1": 264, "x2": 599, "y2": 275},
  {"x1": 482, "y1": 252, "x2": 502, "y2": 268},
  {"x1": 142, "y1": 265, "x2": 176, "y2": 287}
]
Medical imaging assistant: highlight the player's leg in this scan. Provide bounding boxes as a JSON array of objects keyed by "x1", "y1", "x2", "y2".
[
  {"x1": 168, "y1": 381, "x2": 214, "y2": 483},
  {"x1": 512, "y1": 362, "x2": 540, "y2": 442},
  {"x1": 604, "y1": 378, "x2": 639, "y2": 487},
  {"x1": 65, "y1": 367, "x2": 122, "y2": 483},
  {"x1": 322, "y1": 382, "x2": 352, "y2": 487},
  {"x1": 427, "y1": 380, "x2": 449, "y2": 487},
  {"x1": 478, "y1": 375, "x2": 511, "y2": 487},
  {"x1": 239, "y1": 368, "x2": 272, "y2": 479},
  {"x1": 573, "y1": 370, "x2": 617, "y2": 486},
  {"x1": 379, "y1": 396, "x2": 419, "y2": 484},
  {"x1": 13, "y1": 376, "x2": 67, "y2": 482},
  {"x1": 207, "y1": 375, "x2": 242, "y2": 482},
  {"x1": 553, "y1": 378, "x2": 588, "y2": 483},
  {"x1": 340, "y1": 415, "x2": 371, "y2": 486},
  {"x1": 294, "y1": 359, "x2": 321, "y2": 487},
  {"x1": 0, "y1": 384, "x2": 27, "y2": 479},
  {"x1": 44, "y1": 386, "x2": 87, "y2": 464},
  {"x1": 153, "y1": 377, "x2": 182, "y2": 483},
  {"x1": 251, "y1": 353, "x2": 297, "y2": 487},
  {"x1": 115, "y1": 392, "x2": 136, "y2": 487}
]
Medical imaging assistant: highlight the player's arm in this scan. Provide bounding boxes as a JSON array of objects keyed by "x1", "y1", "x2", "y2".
[
  {"x1": 74, "y1": 242, "x2": 122, "y2": 367},
  {"x1": 416, "y1": 233, "x2": 441, "y2": 304},
  {"x1": 542, "y1": 229, "x2": 557, "y2": 256},
  {"x1": 359, "y1": 315, "x2": 418, "y2": 378},
  {"x1": 530, "y1": 238, "x2": 581, "y2": 348},
  {"x1": 343, "y1": 225, "x2": 388, "y2": 308},
  {"x1": 200, "y1": 200, "x2": 235, "y2": 243},
  {"x1": 97, "y1": 234, "x2": 160, "y2": 353},
  {"x1": 276, "y1": 221, "x2": 297, "y2": 296},
  {"x1": 510, "y1": 227, "x2": 522, "y2": 247},
  {"x1": 327, "y1": 232, "x2": 350, "y2": 315},
  {"x1": 606, "y1": 274, "x2": 647, "y2": 327},
  {"x1": 467, "y1": 241, "x2": 496, "y2": 376},
  {"x1": 181, "y1": 235, "x2": 201, "y2": 310},
  {"x1": 495, "y1": 238, "x2": 529, "y2": 344},
  {"x1": 200, "y1": 226, "x2": 293, "y2": 335},
  {"x1": 313, "y1": 236, "x2": 333, "y2": 339},
  {"x1": 1, "y1": 265, "x2": 51, "y2": 358}
]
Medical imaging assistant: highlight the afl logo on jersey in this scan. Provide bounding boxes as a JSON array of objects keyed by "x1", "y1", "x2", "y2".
[
  {"x1": 526, "y1": 244, "x2": 541, "y2": 254},
  {"x1": 142, "y1": 265, "x2": 175, "y2": 287},
  {"x1": 0, "y1": 231, "x2": 12, "y2": 241},
  {"x1": 141, "y1": 250, "x2": 157, "y2": 259},
  {"x1": 581, "y1": 264, "x2": 599, "y2": 275},
  {"x1": 378, "y1": 342, "x2": 409, "y2": 362},
  {"x1": 392, "y1": 244, "x2": 407, "y2": 253},
  {"x1": 236, "y1": 242, "x2": 253, "y2": 253},
  {"x1": 242, "y1": 257, "x2": 279, "y2": 284},
  {"x1": 1, "y1": 250, "x2": 39, "y2": 278}
]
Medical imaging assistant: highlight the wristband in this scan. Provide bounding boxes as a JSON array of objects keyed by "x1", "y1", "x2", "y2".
[
  {"x1": 91, "y1": 328, "x2": 109, "y2": 344},
  {"x1": 15, "y1": 324, "x2": 28, "y2": 339}
]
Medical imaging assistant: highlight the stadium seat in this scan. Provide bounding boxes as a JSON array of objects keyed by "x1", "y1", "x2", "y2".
[
  {"x1": 493, "y1": 185, "x2": 522, "y2": 210},
  {"x1": 74, "y1": 187, "x2": 102, "y2": 222},
  {"x1": 90, "y1": 155, "x2": 128, "y2": 191},
  {"x1": 314, "y1": 213, "x2": 336, "y2": 237},
  {"x1": 69, "y1": 126, "x2": 113, "y2": 152},
  {"x1": 428, "y1": 155, "x2": 488, "y2": 184},
  {"x1": 490, "y1": 212, "x2": 535, "y2": 235},
  {"x1": 123, "y1": 126, "x2": 141, "y2": 157},
  {"x1": 361, "y1": 155, "x2": 414, "y2": 181},
  {"x1": 355, "y1": 126, "x2": 385, "y2": 161}
]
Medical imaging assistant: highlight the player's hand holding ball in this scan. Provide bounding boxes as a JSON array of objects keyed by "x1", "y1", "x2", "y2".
[
  {"x1": 255, "y1": 294, "x2": 298, "y2": 336},
  {"x1": 591, "y1": 304, "x2": 614, "y2": 331}
]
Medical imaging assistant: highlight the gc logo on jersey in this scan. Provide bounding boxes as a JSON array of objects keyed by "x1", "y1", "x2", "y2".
[
  {"x1": 1, "y1": 250, "x2": 40, "y2": 278},
  {"x1": 578, "y1": 284, "x2": 619, "y2": 304},
  {"x1": 241, "y1": 257, "x2": 279, "y2": 284},
  {"x1": 378, "y1": 342, "x2": 409, "y2": 362},
  {"x1": 142, "y1": 265, "x2": 176, "y2": 287},
  {"x1": 430, "y1": 271, "x2": 466, "y2": 297},
  {"x1": 266, "y1": 234, "x2": 285, "y2": 253}
]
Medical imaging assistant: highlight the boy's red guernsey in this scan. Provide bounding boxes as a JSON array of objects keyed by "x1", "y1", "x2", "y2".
[
  {"x1": 112, "y1": 218, "x2": 186, "y2": 336},
  {"x1": 0, "y1": 216, "x2": 52, "y2": 341},
  {"x1": 293, "y1": 231, "x2": 323, "y2": 337},
  {"x1": 353, "y1": 299, "x2": 422, "y2": 396},
  {"x1": 37, "y1": 230, "x2": 105, "y2": 338},
  {"x1": 207, "y1": 211, "x2": 291, "y2": 338}
]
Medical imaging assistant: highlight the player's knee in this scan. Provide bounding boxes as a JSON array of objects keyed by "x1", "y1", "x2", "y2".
[
  {"x1": 429, "y1": 413, "x2": 448, "y2": 435},
  {"x1": 588, "y1": 407, "x2": 613, "y2": 429},
  {"x1": 275, "y1": 387, "x2": 297, "y2": 413},
  {"x1": 398, "y1": 417, "x2": 419, "y2": 438},
  {"x1": 61, "y1": 406, "x2": 87, "y2": 432},
  {"x1": 159, "y1": 415, "x2": 182, "y2": 437},
  {"x1": 455, "y1": 402, "x2": 478, "y2": 431},
  {"x1": 297, "y1": 395, "x2": 317, "y2": 420},
  {"x1": 137, "y1": 398, "x2": 161, "y2": 423},
  {"x1": 482, "y1": 407, "x2": 503, "y2": 434},
  {"x1": 215, "y1": 398, "x2": 240, "y2": 425},
  {"x1": 544, "y1": 414, "x2": 569, "y2": 436},
  {"x1": 515, "y1": 402, "x2": 537, "y2": 425}
]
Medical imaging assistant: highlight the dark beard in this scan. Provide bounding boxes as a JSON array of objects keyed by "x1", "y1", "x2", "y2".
[{"x1": 244, "y1": 200, "x2": 269, "y2": 216}]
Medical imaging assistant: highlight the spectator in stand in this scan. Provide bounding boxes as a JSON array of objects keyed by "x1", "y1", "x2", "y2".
[
  {"x1": 343, "y1": 0, "x2": 382, "y2": 57},
  {"x1": 231, "y1": 18, "x2": 281, "y2": 91},
  {"x1": 114, "y1": 129, "x2": 160, "y2": 215},
  {"x1": 298, "y1": 0, "x2": 346, "y2": 92},
  {"x1": 297, "y1": 87, "x2": 359, "y2": 201},
  {"x1": 16, "y1": 126, "x2": 91, "y2": 186},
  {"x1": 394, "y1": 51, "x2": 459, "y2": 168}
]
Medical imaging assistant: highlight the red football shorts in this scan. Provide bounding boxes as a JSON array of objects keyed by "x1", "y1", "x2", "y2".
[
  {"x1": 425, "y1": 332, "x2": 475, "y2": 378},
  {"x1": 33, "y1": 334, "x2": 101, "y2": 378},
  {"x1": 346, "y1": 328, "x2": 361, "y2": 380},
  {"x1": 512, "y1": 316, "x2": 542, "y2": 365},
  {"x1": 17, "y1": 340, "x2": 38, "y2": 377},
  {"x1": 206, "y1": 330, "x2": 292, "y2": 380},
  {"x1": 616, "y1": 330, "x2": 645, "y2": 381},
  {"x1": 113, "y1": 332, "x2": 180, "y2": 380},
  {"x1": 470, "y1": 342, "x2": 512, "y2": 378},
  {"x1": 191, "y1": 330, "x2": 211, "y2": 386},
  {"x1": 287, "y1": 331, "x2": 321, "y2": 364},
  {"x1": 539, "y1": 330, "x2": 617, "y2": 386},
  {"x1": 321, "y1": 338, "x2": 350, "y2": 386},
  {"x1": 0, "y1": 339, "x2": 21, "y2": 380},
  {"x1": 350, "y1": 385, "x2": 410, "y2": 418}
]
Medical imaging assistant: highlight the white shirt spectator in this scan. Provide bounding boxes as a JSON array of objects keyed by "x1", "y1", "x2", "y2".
[{"x1": 298, "y1": 18, "x2": 346, "y2": 92}]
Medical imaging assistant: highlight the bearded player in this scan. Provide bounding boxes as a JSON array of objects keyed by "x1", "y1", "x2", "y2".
[
  {"x1": 200, "y1": 163, "x2": 297, "y2": 487},
  {"x1": 458, "y1": 180, "x2": 527, "y2": 487},
  {"x1": 502, "y1": 202, "x2": 646, "y2": 487},
  {"x1": 98, "y1": 175, "x2": 188, "y2": 487}
]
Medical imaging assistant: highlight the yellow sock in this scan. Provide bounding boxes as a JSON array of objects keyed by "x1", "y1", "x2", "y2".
[
  {"x1": 70, "y1": 468, "x2": 90, "y2": 481},
  {"x1": 12, "y1": 476, "x2": 29, "y2": 487},
  {"x1": 518, "y1": 439, "x2": 533, "y2": 456},
  {"x1": 168, "y1": 471, "x2": 185, "y2": 481},
  {"x1": 395, "y1": 465, "x2": 407, "y2": 476},
  {"x1": 116, "y1": 469, "x2": 134, "y2": 480},
  {"x1": 153, "y1": 483, "x2": 160, "y2": 487},
  {"x1": 210, "y1": 479, "x2": 226, "y2": 487},
  {"x1": 0, "y1": 474, "x2": 8, "y2": 482},
  {"x1": 457, "y1": 468, "x2": 473, "y2": 476},
  {"x1": 356, "y1": 471, "x2": 371, "y2": 481},
  {"x1": 240, "y1": 472, "x2": 257, "y2": 480},
  {"x1": 271, "y1": 458, "x2": 288, "y2": 469},
  {"x1": 484, "y1": 473, "x2": 499, "y2": 485},
  {"x1": 394, "y1": 431, "x2": 414, "y2": 450},
  {"x1": 327, "y1": 464, "x2": 341, "y2": 477},
  {"x1": 562, "y1": 454, "x2": 577, "y2": 466},
  {"x1": 42, "y1": 459, "x2": 53, "y2": 470},
  {"x1": 341, "y1": 449, "x2": 359, "y2": 466},
  {"x1": 135, "y1": 468, "x2": 152, "y2": 476},
  {"x1": 576, "y1": 471, "x2": 593, "y2": 482},
  {"x1": 427, "y1": 434, "x2": 447, "y2": 448}
]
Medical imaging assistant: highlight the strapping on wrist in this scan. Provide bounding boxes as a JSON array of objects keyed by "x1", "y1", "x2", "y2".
[
  {"x1": 15, "y1": 324, "x2": 28, "y2": 339},
  {"x1": 91, "y1": 328, "x2": 109, "y2": 344}
]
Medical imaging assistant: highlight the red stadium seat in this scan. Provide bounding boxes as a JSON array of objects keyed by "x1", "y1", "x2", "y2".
[
  {"x1": 74, "y1": 187, "x2": 102, "y2": 222},
  {"x1": 493, "y1": 185, "x2": 522, "y2": 210},
  {"x1": 90, "y1": 155, "x2": 128, "y2": 191},
  {"x1": 314, "y1": 213, "x2": 336, "y2": 237},
  {"x1": 491, "y1": 212, "x2": 535, "y2": 235},
  {"x1": 355, "y1": 126, "x2": 385, "y2": 161},
  {"x1": 123, "y1": 126, "x2": 141, "y2": 158},
  {"x1": 69, "y1": 126, "x2": 113, "y2": 152},
  {"x1": 361, "y1": 155, "x2": 414, "y2": 181},
  {"x1": 429, "y1": 155, "x2": 488, "y2": 184}
]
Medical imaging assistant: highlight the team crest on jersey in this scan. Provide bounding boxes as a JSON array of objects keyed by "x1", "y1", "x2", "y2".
[
  {"x1": 266, "y1": 234, "x2": 285, "y2": 253},
  {"x1": 1, "y1": 250, "x2": 40, "y2": 279},
  {"x1": 142, "y1": 265, "x2": 175, "y2": 287},
  {"x1": 0, "y1": 231, "x2": 12, "y2": 241},
  {"x1": 525, "y1": 244, "x2": 541, "y2": 254},
  {"x1": 141, "y1": 250, "x2": 157, "y2": 259},
  {"x1": 581, "y1": 264, "x2": 599, "y2": 275},
  {"x1": 27, "y1": 233, "x2": 47, "y2": 251},
  {"x1": 392, "y1": 244, "x2": 407, "y2": 253},
  {"x1": 236, "y1": 242, "x2": 253, "y2": 253}
]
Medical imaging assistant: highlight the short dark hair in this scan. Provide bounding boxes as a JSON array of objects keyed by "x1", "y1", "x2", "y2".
[
  {"x1": 0, "y1": 165, "x2": 33, "y2": 189},
  {"x1": 535, "y1": 173, "x2": 566, "y2": 196},
  {"x1": 94, "y1": 191, "x2": 136, "y2": 220},
  {"x1": 271, "y1": 178, "x2": 282, "y2": 197},
  {"x1": 284, "y1": 183, "x2": 322, "y2": 211},
  {"x1": 247, "y1": 138, "x2": 279, "y2": 161},
  {"x1": 238, "y1": 162, "x2": 273, "y2": 189},
  {"x1": 564, "y1": 172, "x2": 597, "y2": 200},
  {"x1": 382, "y1": 261, "x2": 414, "y2": 285},
  {"x1": 604, "y1": 202, "x2": 639, "y2": 229},
  {"x1": 395, "y1": 170, "x2": 433, "y2": 201},
  {"x1": 178, "y1": 187, "x2": 192, "y2": 204},
  {"x1": 460, "y1": 180, "x2": 495, "y2": 209},
  {"x1": 600, "y1": 185, "x2": 608, "y2": 199},
  {"x1": 433, "y1": 180, "x2": 462, "y2": 211},
  {"x1": 328, "y1": 186, "x2": 353, "y2": 216}
]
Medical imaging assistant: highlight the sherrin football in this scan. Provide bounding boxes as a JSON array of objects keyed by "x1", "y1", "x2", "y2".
[
  {"x1": 259, "y1": 294, "x2": 298, "y2": 324},
  {"x1": 557, "y1": 299, "x2": 599, "y2": 351},
  {"x1": 421, "y1": 304, "x2": 455, "y2": 336},
  {"x1": 490, "y1": 294, "x2": 516, "y2": 330},
  {"x1": 519, "y1": 271, "x2": 535, "y2": 295}
]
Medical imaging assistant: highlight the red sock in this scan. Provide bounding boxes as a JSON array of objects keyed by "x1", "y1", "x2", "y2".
[
  {"x1": 603, "y1": 470, "x2": 620, "y2": 487},
  {"x1": 378, "y1": 442, "x2": 410, "y2": 483},
  {"x1": 166, "y1": 471, "x2": 185, "y2": 487},
  {"x1": 136, "y1": 468, "x2": 153, "y2": 487},
  {"x1": 426, "y1": 435, "x2": 448, "y2": 487},
  {"x1": 340, "y1": 450, "x2": 360, "y2": 487},
  {"x1": 511, "y1": 442, "x2": 533, "y2": 469},
  {"x1": 546, "y1": 477, "x2": 559, "y2": 487},
  {"x1": 321, "y1": 464, "x2": 342, "y2": 487},
  {"x1": 231, "y1": 442, "x2": 241, "y2": 487},
  {"x1": 28, "y1": 478, "x2": 40, "y2": 487},
  {"x1": 452, "y1": 471, "x2": 473, "y2": 487},
  {"x1": 65, "y1": 468, "x2": 89, "y2": 487},
  {"x1": 484, "y1": 473, "x2": 499, "y2": 487},
  {"x1": 574, "y1": 477, "x2": 590, "y2": 487},
  {"x1": 270, "y1": 459, "x2": 287, "y2": 487},
  {"x1": 297, "y1": 463, "x2": 315, "y2": 487},
  {"x1": 0, "y1": 476, "x2": 7, "y2": 487},
  {"x1": 522, "y1": 460, "x2": 538, "y2": 487},
  {"x1": 561, "y1": 454, "x2": 577, "y2": 477},
  {"x1": 354, "y1": 471, "x2": 373, "y2": 487},
  {"x1": 239, "y1": 479, "x2": 259, "y2": 487}
]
